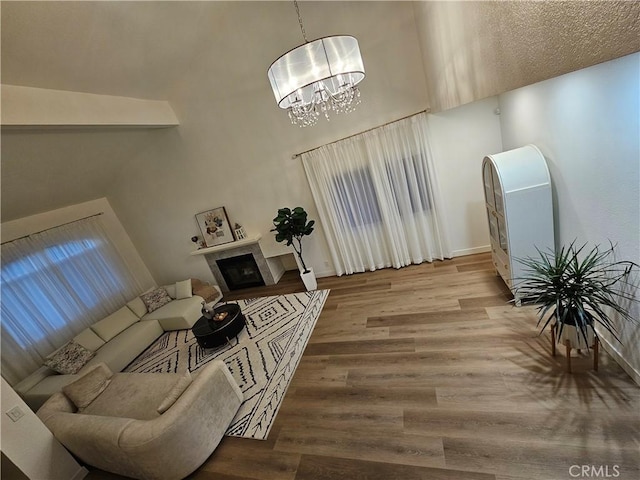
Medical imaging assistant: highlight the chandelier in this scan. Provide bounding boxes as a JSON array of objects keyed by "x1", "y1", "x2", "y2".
[{"x1": 267, "y1": 1, "x2": 365, "y2": 127}]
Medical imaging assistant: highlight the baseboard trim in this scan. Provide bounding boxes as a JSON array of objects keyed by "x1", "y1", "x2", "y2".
[
  {"x1": 282, "y1": 267, "x2": 337, "y2": 279},
  {"x1": 598, "y1": 335, "x2": 640, "y2": 387},
  {"x1": 452, "y1": 245, "x2": 491, "y2": 257},
  {"x1": 314, "y1": 268, "x2": 337, "y2": 279},
  {"x1": 308, "y1": 248, "x2": 492, "y2": 279},
  {"x1": 71, "y1": 467, "x2": 90, "y2": 480}
]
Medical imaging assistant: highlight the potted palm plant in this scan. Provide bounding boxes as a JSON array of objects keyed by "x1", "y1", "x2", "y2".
[
  {"x1": 271, "y1": 207, "x2": 317, "y2": 291},
  {"x1": 516, "y1": 241, "x2": 638, "y2": 354}
]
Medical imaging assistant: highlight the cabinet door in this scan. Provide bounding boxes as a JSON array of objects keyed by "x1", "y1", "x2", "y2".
[
  {"x1": 483, "y1": 161, "x2": 495, "y2": 208},
  {"x1": 491, "y1": 166, "x2": 504, "y2": 215},
  {"x1": 484, "y1": 161, "x2": 507, "y2": 252},
  {"x1": 497, "y1": 215, "x2": 508, "y2": 253},
  {"x1": 486, "y1": 208, "x2": 499, "y2": 243}
]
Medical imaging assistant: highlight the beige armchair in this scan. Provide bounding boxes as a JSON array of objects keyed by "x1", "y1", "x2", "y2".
[{"x1": 37, "y1": 361, "x2": 243, "y2": 480}]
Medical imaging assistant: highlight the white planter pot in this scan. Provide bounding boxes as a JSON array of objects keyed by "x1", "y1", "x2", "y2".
[
  {"x1": 558, "y1": 323, "x2": 594, "y2": 350},
  {"x1": 300, "y1": 268, "x2": 317, "y2": 291}
]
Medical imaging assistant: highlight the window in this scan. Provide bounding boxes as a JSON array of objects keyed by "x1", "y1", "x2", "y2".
[
  {"x1": 332, "y1": 156, "x2": 432, "y2": 228},
  {"x1": 1, "y1": 216, "x2": 141, "y2": 385},
  {"x1": 1, "y1": 239, "x2": 127, "y2": 347},
  {"x1": 302, "y1": 112, "x2": 451, "y2": 276},
  {"x1": 332, "y1": 167, "x2": 382, "y2": 227},
  {"x1": 385, "y1": 155, "x2": 432, "y2": 215}
]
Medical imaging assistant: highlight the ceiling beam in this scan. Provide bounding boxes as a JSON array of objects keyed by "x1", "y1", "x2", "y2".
[{"x1": 1, "y1": 85, "x2": 179, "y2": 128}]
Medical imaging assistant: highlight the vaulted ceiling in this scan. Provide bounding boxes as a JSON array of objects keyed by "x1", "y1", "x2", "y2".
[
  {"x1": 1, "y1": 2, "x2": 428, "y2": 221},
  {"x1": 2, "y1": 1, "x2": 219, "y2": 99},
  {"x1": 2, "y1": 1, "x2": 639, "y2": 222}
]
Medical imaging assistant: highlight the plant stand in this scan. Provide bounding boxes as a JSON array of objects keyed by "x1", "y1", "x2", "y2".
[{"x1": 550, "y1": 323, "x2": 599, "y2": 373}]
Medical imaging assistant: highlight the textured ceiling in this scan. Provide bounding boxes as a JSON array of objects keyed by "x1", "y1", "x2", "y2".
[{"x1": 413, "y1": 1, "x2": 640, "y2": 112}]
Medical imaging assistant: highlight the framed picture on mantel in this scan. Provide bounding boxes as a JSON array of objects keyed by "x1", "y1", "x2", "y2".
[{"x1": 195, "y1": 206, "x2": 236, "y2": 248}]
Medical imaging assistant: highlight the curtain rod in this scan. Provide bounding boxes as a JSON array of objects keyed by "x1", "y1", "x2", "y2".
[
  {"x1": 1, "y1": 212, "x2": 104, "y2": 245},
  {"x1": 291, "y1": 108, "x2": 430, "y2": 159}
]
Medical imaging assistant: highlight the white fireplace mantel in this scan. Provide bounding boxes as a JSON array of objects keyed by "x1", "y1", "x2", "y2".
[
  {"x1": 190, "y1": 233, "x2": 285, "y2": 292},
  {"x1": 190, "y1": 234, "x2": 262, "y2": 256}
]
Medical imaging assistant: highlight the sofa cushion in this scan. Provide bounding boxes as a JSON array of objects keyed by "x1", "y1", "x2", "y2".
[
  {"x1": 157, "y1": 371, "x2": 192, "y2": 414},
  {"x1": 62, "y1": 363, "x2": 113, "y2": 411},
  {"x1": 44, "y1": 341, "x2": 95, "y2": 374},
  {"x1": 91, "y1": 306, "x2": 139, "y2": 342},
  {"x1": 143, "y1": 296, "x2": 204, "y2": 331},
  {"x1": 23, "y1": 373, "x2": 82, "y2": 411},
  {"x1": 81, "y1": 320, "x2": 164, "y2": 374},
  {"x1": 126, "y1": 296, "x2": 148, "y2": 318},
  {"x1": 175, "y1": 279, "x2": 192, "y2": 300},
  {"x1": 73, "y1": 328, "x2": 106, "y2": 352},
  {"x1": 140, "y1": 288, "x2": 172, "y2": 313},
  {"x1": 13, "y1": 366, "x2": 56, "y2": 397},
  {"x1": 83, "y1": 372, "x2": 182, "y2": 420}
]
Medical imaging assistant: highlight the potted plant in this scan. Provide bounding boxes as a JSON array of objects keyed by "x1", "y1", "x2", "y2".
[
  {"x1": 516, "y1": 241, "x2": 638, "y2": 353},
  {"x1": 271, "y1": 207, "x2": 317, "y2": 291}
]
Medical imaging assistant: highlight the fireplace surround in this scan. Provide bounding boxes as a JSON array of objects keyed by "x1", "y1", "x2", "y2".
[
  {"x1": 191, "y1": 235, "x2": 283, "y2": 292},
  {"x1": 216, "y1": 254, "x2": 265, "y2": 290}
]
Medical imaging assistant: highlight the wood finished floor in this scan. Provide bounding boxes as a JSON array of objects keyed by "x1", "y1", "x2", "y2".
[{"x1": 87, "y1": 253, "x2": 639, "y2": 480}]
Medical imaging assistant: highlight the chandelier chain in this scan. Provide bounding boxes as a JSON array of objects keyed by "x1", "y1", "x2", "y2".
[
  {"x1": 268, "y1": 4, "x2": 365, "y2": 127},
  {"x1": 294, "y1": 0, "x2": 308, "y2": 43}
]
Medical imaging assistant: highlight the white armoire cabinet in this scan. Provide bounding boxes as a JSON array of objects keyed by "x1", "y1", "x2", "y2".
[{"x1": 482, "y1": 144, "x2": 554, "y2": 303}]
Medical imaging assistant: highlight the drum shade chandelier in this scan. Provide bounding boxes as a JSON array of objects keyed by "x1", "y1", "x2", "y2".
[{"x1": 267, "y1": 0, "x2": 365, "y2": 127}]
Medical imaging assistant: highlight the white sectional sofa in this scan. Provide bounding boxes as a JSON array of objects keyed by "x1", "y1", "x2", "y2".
[{"x1": 14, "y1": 283, "x2": 222, "y2": 411}]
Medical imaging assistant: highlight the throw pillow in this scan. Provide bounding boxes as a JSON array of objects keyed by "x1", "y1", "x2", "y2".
[
  {"x1": 162, "y1": 284, "x2": 177, "y2": 299},
  {"x1": 157, "y1": 371, "x2": 192, "y2": 414},
  {"x1": 140, "y1": 287, "x2": 172, "y2": 313},
  {"x1": 62, "y1": 363, "x2": 113, "y2": 411},
  {"x1": 44, "y1": 341, "x2": 95, "y2": 375},
  {"x1": 174, "y1": 279, "x2": 193, "y2": 300}
]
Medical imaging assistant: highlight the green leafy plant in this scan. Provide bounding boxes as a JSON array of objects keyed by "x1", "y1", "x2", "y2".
[
  {"x1": 516, "y1": 241, "x2": 638, "y2": 347},
  {"x1": 271, "y1": 207, "x2": 315, "y2": 274}
]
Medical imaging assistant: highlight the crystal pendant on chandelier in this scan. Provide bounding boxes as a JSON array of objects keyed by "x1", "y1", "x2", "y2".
[
  {"x1": 267, "y1": 3, "x2": 365, "y2": 127},
  {"x1": 286, "y1": 76, "x2": 362, "y2": 127}
]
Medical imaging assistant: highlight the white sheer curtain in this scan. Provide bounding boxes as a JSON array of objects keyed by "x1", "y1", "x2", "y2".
[
  {"x1": 302, "y1": 112, "x2": 451, "y2": 276},
  {"x1": 1, "y1": 215, "x2": 142, "y2": 385}
]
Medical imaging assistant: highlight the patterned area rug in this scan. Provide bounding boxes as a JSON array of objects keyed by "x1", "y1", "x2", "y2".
[{"x1": 124, "y1": 290, "x2": 329, "y2": 440}]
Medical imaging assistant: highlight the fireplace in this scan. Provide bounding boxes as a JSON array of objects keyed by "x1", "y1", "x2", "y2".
[
  {"x1": 194, "y1": 235, "x2": 283, "y2": 293},
  {"x1": 216, "y1": 254, "x2": 266, "y2": 290}
]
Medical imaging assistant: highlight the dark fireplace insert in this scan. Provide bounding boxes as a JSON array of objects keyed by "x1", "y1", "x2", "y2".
[{"x1": 216, "y1": 254, "x2": 265, "y2": 290}]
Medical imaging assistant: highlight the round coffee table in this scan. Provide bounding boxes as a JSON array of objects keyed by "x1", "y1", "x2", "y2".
[{"x1": 192, "y1": 303, "x2": 245, "y2": 349}]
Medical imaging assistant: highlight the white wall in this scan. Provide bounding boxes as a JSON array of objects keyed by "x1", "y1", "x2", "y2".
[
  {"x1": 1, "y1": 198, "x2": 155, "y2": 291},
  {"x1": 104, "y1": 2, "x2": 505, "y2": 283},
  {"x1": 106, "y1": 94, "x2": 501, "y2": 285},
  {"x1": 499, "y1": 52, "x2": 640, "y2": 383},
  {"x1": 428, "y1": 96, "x2": 502, "y2": 256},
  {"x1": 106, "y1": 1, "x2": 431, "y2": 283},
  {"x1": 1, "y1": 378, "x2": 88, "y2": 480}
]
